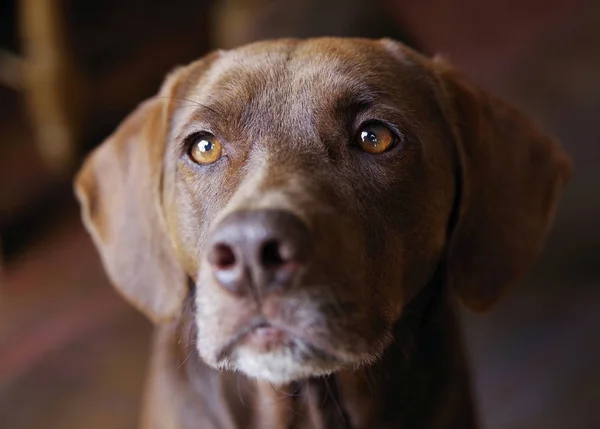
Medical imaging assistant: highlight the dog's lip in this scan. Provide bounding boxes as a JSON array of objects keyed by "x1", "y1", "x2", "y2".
[
  {"x1": 216, "y1": 318, "x2": 342, "y2": 364},
  {"x1": 241, "y1": 322, "x2": 289, "y2": 352}
]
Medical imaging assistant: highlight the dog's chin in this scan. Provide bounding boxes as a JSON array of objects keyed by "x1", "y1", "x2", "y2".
[
  {"x1": 194, "y1": 310, "x2": 394, "y2": 384},
  {"x1": 224, "y1": 345, "x2": 343, "y2": 384},
  {"x1": 199, "y1": 331, "x2": 347, "y2": 384},
  {"x1": 196, "y1": 322, "x2": 395, "y2": 384}
]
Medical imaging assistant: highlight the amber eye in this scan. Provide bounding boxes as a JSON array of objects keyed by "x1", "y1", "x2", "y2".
[
  {"x1": 357, "y1": 123, "x2": 395, "y2": 154},
  {"x1": 188, "y1": 134, "x2": 223, "y2": 165}
]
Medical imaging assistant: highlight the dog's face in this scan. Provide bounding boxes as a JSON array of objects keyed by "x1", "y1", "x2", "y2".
[
  {"x1": 75, "y1": 38, "x2": 571, "y2": 384},
  {"x1": 162, "y1": 39, "x2": 455, "y2": 382}
]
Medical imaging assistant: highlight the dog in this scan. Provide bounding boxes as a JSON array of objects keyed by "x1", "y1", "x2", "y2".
[{"x1": 75, "y1": 38, "x2": 571, "y2": 429}]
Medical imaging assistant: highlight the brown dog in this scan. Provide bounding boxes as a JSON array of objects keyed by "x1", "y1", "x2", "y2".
[{"x1": 75, "y1": 38, "x2": 571, "y2": 429}]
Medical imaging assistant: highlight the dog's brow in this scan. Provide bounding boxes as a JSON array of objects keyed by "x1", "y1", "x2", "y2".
[
  {"x1": 178, "y1": 103, "x2": 226, "y2": 129},
  {"x1": 331, "y1": 83, "x2": 395, "y2": 112},
  {"x1": 166, "y1": 96, "x2": 223, "y2": 118}
]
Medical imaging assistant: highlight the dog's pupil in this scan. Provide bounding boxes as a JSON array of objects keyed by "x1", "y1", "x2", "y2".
[
  {"x1": 362, "y1": 130, "x2": 378, "y2": 144},
  {"x1": 200, "y1": 140, "x2": 213, "y2": 152}
]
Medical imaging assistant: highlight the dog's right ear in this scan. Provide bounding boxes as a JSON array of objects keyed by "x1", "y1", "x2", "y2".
[{"x1": 75, "y1": 68, "x2": 188, "y2": 324}]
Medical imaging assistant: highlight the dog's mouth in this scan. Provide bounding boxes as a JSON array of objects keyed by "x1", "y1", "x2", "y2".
[
  {"x1": 212, "y1": 317, "x2": 350, "y2": 383},
  {"x1": 197, "y1": 299, "x2": 395, "y2": 384},
  {"x1": 217, "y1": 318, "x2": 342, "y2": 365}
]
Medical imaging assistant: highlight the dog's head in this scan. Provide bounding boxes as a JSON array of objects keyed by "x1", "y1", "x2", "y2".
[{"x1": 75, "y1": 38, "x2": 571, "y2": 384}]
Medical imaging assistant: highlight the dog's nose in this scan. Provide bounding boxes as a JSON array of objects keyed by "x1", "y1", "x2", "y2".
[{"x1": 206, "y1": 210, "x2": 311, "y2": 295}]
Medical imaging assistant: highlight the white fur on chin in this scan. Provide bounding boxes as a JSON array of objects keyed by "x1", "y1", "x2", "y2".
[{"x1": 226, "y1": 345, "x2": 342, "y2": 385}]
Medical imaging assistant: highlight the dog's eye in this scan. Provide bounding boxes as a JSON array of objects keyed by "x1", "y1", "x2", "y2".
[
  {"x1": 188, "y1": 134, "x2": 223, "y2": 165},
  {"x1": 357, "y1": 124, "x2": 395, "y2": 154}
]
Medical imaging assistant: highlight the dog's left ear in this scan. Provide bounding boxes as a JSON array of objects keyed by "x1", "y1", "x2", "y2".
[
  {"x1": 74, "y1": 67, "x2": 188, "y2": 323},
  {"x1": 429, "y1": 57, "x2": 572, "y2": 312}
]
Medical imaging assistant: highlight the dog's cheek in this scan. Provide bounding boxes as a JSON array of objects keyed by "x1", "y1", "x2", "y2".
[
  {"x1": 373, "y1": 234, "x2": 408, "y2": 321},
  {"x1": 192, "y1": 298, "x2": 221, "y2": 366},
  {"x1": 366, "y1": 148, "x2": 454, "y2": 308},
  {"x1": 397, "y1": 165, "x2": 455, "y2": 302},
  {"x1": 304, "y1": 185, "x2": 398, "y2": 348},
  {"x1": 193, "y1": 266, "x2": 260, "y2": 366},
  {"x1": 166, "y1": 167, "x2": 229, "y2": 279},
  {"x1": 192, "y1": 266, "x2": 227, "y2": 363}
]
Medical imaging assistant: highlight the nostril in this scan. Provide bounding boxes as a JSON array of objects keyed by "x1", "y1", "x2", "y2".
[
  {"x1": 260, "y1": 239, "x2": 287, "y2": 268},
  {"x1": 208, "y1": 210, "x2": 311, "y2": 293},
  {"x1": 210, "y1": 243, "x2": 237, "y2": 269}
]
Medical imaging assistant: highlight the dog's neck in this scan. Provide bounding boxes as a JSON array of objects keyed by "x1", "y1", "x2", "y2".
[{"x1": 141, "y1": 282, "x2": 478, "y2": 429}]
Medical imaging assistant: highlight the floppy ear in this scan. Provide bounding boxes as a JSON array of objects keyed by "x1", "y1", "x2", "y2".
[
  {"x1": 74, "y1": 68, "x2": 187, "y2": 323},
  {"x1": 431, "y1": 58, "x2": 572, "y2": 312}
]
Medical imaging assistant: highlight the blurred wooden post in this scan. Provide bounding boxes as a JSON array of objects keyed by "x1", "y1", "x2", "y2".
[{"x1": 19, "y1": 0, "x2": 86, "y2": 176}]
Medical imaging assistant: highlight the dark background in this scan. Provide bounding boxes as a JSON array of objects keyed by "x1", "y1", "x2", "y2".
[{"x1": 1, "y1": 1, "x2": 598, "y2": 428}]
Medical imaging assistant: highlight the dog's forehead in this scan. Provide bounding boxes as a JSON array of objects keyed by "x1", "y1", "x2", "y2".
[
  {"x1": 215, "y1": 38, "x2": 411, "y2": 81},
  {"x1": 180, "y1": 38, "x2": 425, "y2": 114}
]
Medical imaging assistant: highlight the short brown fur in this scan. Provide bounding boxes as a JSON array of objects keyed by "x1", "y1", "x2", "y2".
[{"x1": 75, "y1": 38, "x2": 571, "y2": 429}]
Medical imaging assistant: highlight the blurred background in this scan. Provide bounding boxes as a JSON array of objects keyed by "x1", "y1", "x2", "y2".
[{"x1": 0, "y1": 0, "x2": 598, "y2": 428}]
